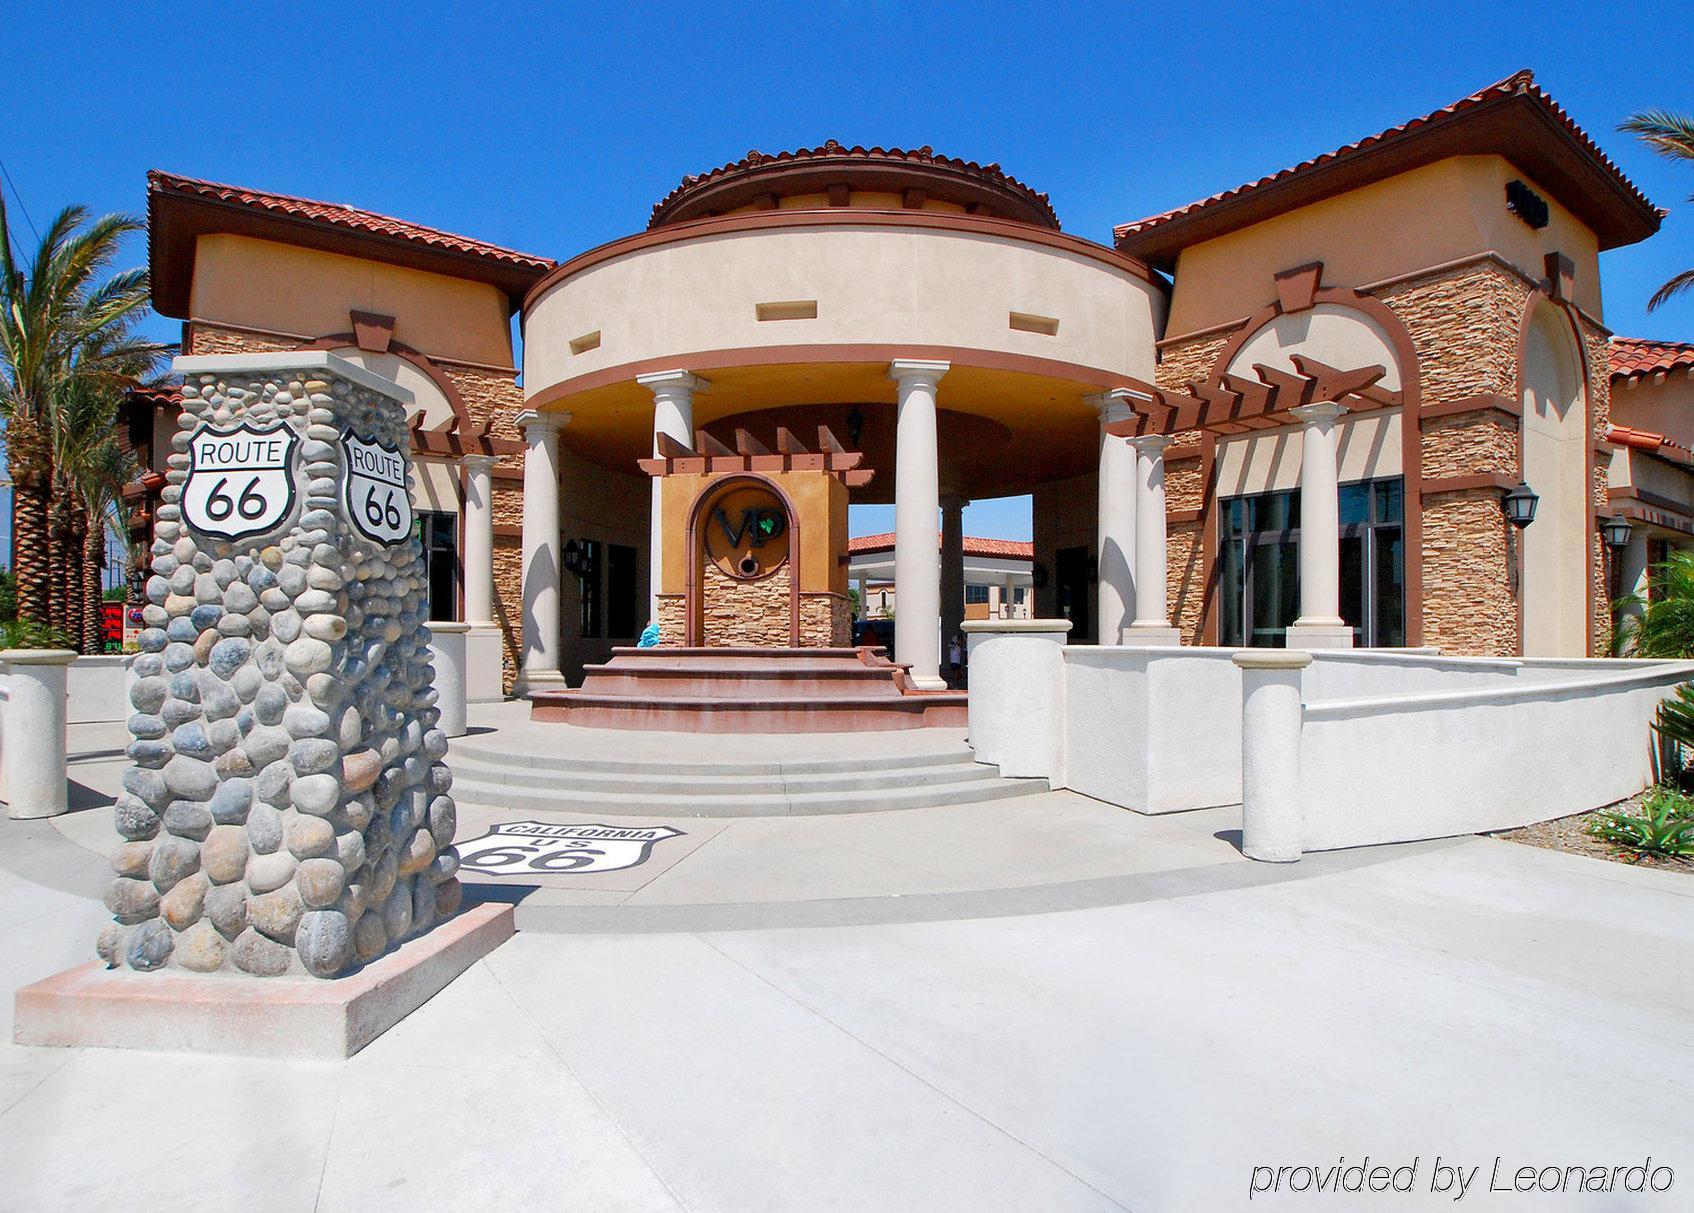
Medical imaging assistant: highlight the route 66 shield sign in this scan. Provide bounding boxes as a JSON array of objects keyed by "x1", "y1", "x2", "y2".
[
  {"x1": 182, "y1": 422, "x2": 300, "y2": 541},
  {"x1": 456, "y1": 821, "x2": 685, "y2": 877},
  {"x1": 341, "y1": 430, "x2": 413, "y2": 545}
]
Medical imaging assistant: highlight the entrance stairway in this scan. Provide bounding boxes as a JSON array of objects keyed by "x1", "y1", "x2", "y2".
[
  {"x1": 529, "y1": 647, "x2": 968, "y2": 733},
  {"x1": 446, "y1": 731, "x2": 1044, "y2": 817}
]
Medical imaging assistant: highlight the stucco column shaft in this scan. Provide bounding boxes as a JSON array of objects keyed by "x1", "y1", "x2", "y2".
[
  {"x1": 941, "y1": 495, "x2": 966, "y2": 661},
  {"x1": 890, "y1": 360, "x2": 949, "y2": 690},
  {"x1": 2, "y1": 649, "x2": 76, "y2": 819},
  {"x1": 426, "y1": 622, "x2": 470, "y2": 738},
  {"x1": 1288, "y1": 402, "x2": 1353, "y2": 649},
  {"x1": 1128, "y1": 434, "x2": 1180, "y2": 644},
  {"x1": 1234, "y1": 650, "x2": 1312, "y2": 862},
  {"x1": 514, "y1": 410, "x2": 568, "y2": 696},
  {"x1": 460, "y1": 454, "x2": 496, "y2": 625},
  {"x1": 1616, "y1": 531, "x2": 1650, "y2": 647},
  {"x1": 1089, "y1": 392, "x2": 1137, "y2": 646},
  {"x1": 637, "y1": 370, "x2": 707, "y2": 620}
]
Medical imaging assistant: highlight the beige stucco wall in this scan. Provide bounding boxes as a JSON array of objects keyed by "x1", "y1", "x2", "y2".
[
  {"x1": 526, "y1": 223, "x2": 1164, "y2": 391},
  {"x1": 1611, "y1": 372, "x2": 1694, "y2": 450},
  {"x1": 1214, "y1": 409, "x2": 1403, "y2": 497},
  {"x1": 190, "y1": 233, "x2": 515, "y2": 367},
  {"x1": 1224, "y1": 304, "x2": 1405, "y2": 390},
  {"x1": 1165, "y1": 156, "x2": 1603, "y2": 337},
  {"x1": 1520, "y1": 302, "x2": 1590, "y2": 657}
]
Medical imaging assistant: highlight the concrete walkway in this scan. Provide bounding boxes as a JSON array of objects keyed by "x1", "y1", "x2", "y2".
[{"x1": 2, "y1": 718, "x2": 1692, "y2": 1208}]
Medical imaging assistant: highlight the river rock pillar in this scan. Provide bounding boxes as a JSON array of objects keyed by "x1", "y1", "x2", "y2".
[{"x1": 97, "y1": 352, "x2": 463, "y2": 979}]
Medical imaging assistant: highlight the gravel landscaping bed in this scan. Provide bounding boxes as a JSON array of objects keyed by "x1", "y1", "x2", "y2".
[{"x1": 1493, "y1": 794, "x2": 1693, "y2": 874}]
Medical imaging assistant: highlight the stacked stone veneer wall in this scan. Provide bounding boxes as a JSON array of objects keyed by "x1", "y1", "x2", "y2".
[
  {"x1": 98, "y1": 363, "x2": 461, "y2": 978},
  {"x1": 1154, "y1": 256, "x2": 1614, "y2": 656},
  {"x1": 189, "y1": 322, "x2": 528, "y2": 690},
  {"x1": 653, "y1": 573, "x2": 851, "y2": 646}
]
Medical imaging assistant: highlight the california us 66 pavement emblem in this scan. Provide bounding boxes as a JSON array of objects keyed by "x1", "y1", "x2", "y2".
[
  {"x1": 341, "y1": 429, "x2": 413, "y2": 545},
  {"x1": 457, "y1": 821, "x2": 685, "y2": 876},
  {"x1": 182, "y1": 421, "x2": 299, "y2": 541}
]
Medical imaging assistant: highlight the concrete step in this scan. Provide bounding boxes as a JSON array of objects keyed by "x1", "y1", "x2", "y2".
[
  {"x1": 446, "y1": 755, "x2": 999, "y2": 798},
  {"x1": 532, "y1": 692, "x2": 967, "y2": 732},
  {"x1": 448, "y1": 772, "x2": 1047, "y2": 817},
  {"x1": 579, "y1": 665, "x2": 914, "y2": 699},
  {"x1": 447, "y1": 738, "x2": 975, "y2": 778}
]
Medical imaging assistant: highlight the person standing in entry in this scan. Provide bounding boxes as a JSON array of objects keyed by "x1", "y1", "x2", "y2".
[{"x1": 947, "y1": 633, "x2": 964, "y2": 688}]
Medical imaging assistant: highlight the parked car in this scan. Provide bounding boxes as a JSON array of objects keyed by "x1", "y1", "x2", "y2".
[{"x1": 854, "y1": 618, "x2": 896, "y2": 653}]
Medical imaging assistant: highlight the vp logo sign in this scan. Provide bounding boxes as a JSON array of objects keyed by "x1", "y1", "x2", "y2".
[
  {"x1": 341, "y1": 430, "x2": 413, "y2": 545},
  {"x1": 182, "y1": 422, "x2": 299, "y2": 541}
]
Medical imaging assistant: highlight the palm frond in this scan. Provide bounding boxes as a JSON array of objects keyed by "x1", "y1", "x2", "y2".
[
  {"x1": 1648, "y1": 268, "x2": 1694, "y2": 311},
  {"x1": 1620, "y1": 110, "x2": 1694, "y2": 162}
]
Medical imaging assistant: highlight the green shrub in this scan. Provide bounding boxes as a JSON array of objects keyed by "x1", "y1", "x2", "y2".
[
  {"x1": 1588, "y1": 787, "x2": 1694, "y2": 860},
  {"x1": 0, "y1": 618, "x2": 75, "y2": 651}
]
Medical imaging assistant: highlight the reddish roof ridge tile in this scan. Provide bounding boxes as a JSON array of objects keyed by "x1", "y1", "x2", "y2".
[
  {"x1": 848, "y1": 532, "x2": 1034, "y2": 559},
  {"x1": 1113, "y1": 70, "x2": 1660, "y2": 248},
  {"x1": 649, "y1": 142, "x2": 1057, "y2": 229},
  {"x1": 147, "y1": 170, "x2": 555, "y2": 271},
  {"x1": 1609, "y1": 335, "x2": 1694, "y2": 382}
]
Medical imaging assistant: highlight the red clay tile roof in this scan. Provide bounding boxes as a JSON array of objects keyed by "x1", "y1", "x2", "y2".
[
  {"x1": 848, "y1": 532, "x2": 1034, "y2": 560},
  {"x1": 1610, "y1": 336, "x2": 1694, "y2": 383},
  {"x1": 648, "y1": 142, "x2": 1059, "y2": 230},
  {"x1": 1607, "y1": 423, "x2": 1694, "y2": 469},
  {"x1": 1114, "y1": 70, "x2": 1662, "y2": 268},
  {"x1": 148, "y1": 170, "x2": 554, "y2": 317}
]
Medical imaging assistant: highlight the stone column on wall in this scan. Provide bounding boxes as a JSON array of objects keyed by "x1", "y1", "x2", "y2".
[
  {"x1": 514, "y1": 409, "x2": 568, "y2": 697},
  {"x1": 636, "y1": 371, "x2": 707, "y2": 621},
  {"x1": 890, "y1": 360, "x2": 948, "y2": 690},
  {"x1": 1287, "y1": 402, "x2": 1354, "y2": 649},
  {"x1": 96, "y1": 352, "x2": 462, "y2": 978},
  {"x1": 1088, "y1": 390, "x2": 1138, "y2": 647},
  {"x1": 941, "y1": 494, "x2": 966, "y2": 666},
  {"x1": 1126, "y1": 435, "x2": 1180, "y2": 645}
]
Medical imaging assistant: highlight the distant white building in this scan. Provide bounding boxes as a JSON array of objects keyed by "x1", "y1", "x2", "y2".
[{"x1": 848, "y1": 533, "x2": 1033, "y2": 624}]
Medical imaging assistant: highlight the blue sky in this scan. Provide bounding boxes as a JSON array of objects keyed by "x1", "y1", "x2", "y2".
[{"x1": 2, "y1": 0, "x2": 1690, "y2": 550}]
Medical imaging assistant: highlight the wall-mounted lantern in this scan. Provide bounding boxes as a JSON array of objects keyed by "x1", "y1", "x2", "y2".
[
  {"x1": 1601, "y1": 514, "x2": 1634, "y2": 551},
  {"x1": 846, "y1": 405, "x2": 865, "y2": 449},
  {"x1": 562, "y1": 538, "x2": 583, "y2": 575},
  {"x1": 1502, "y1": 481, "x2": 1540, "y2": 529}
]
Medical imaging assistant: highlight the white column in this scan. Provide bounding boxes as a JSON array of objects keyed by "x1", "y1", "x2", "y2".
[
  {"x1": 460, "y1": 454, "x2": 496, "y2": 624},
  {"x1": 856, "y1": 575, "x2": 869, "y2": 620},
  {"x1": 1234, "y1": 650, "x2": 1311, "y2": 862},
  {"x1": 1004, "y1": 574, "x2": 1017, "y2": 619},
  {"x1": 941, "y1": 494, "x2": 966, "y2": 668},
  {"x1": 2, "y1": 649, "x2": 75, "y2": 819},
  {"x1": 1286, "y1": 402, "x2": 1353, "y2": 649},
  {"x1": 513, "y1": 409, "x2": 568, "y2": 697},
  {"x1": 1088, "y1": 391, "x2": 1137, "y2": 647},
  {"x1": 890, "y1": 360, "x2": 948, "y2": 690},
  {"x1": 426, "y1": 622, "x2": 469, "y2": 738},
  {"x1": 637, "y1": 370, "x2": 707, "y2": 619},
  {"x1": 1126, "y1": 435, "x2": 1181, "y2": 645}
]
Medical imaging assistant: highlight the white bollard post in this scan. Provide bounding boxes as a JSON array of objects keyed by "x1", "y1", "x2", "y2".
[
  {"x1": 3, "y1": 650, "x2": 77, "y2": 820},
  {"x1": 1233, "y1": 650, "x2": 1312, "y2": 862},
  {"x1": 427, "y1": 623, "x2": 470, "y2": 739}
]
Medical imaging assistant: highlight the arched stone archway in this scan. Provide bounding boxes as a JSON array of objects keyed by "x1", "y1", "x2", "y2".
[{"x1": 1519, "y1": 301, "x2": 1589, "y2": 656}]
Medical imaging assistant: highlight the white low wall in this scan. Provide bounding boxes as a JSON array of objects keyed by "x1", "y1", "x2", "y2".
[
  {"x1": 66, "y1": 654, "x2": 132, "y2": 724},
  {"x1": 1299, "y1": 662, "x2": 1691, "y2": 850},
  {"x1": 1062, "y1": 648, "x2": 1241, "y2": 813},
  {"x1": 966, "y1": 624, "x2": 1694, "y2": 856}
]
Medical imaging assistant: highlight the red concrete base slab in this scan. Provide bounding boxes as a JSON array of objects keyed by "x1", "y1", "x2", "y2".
[{"x1": 13, "y1": 902, "x2": 514, "y2": 1060}]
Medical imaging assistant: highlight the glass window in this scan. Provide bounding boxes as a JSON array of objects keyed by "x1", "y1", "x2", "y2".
[
  {"x1": 607, "y1": 544, "x2": 639, "y2": 638},
  {"x1": 1219, "y1": 477, "x2": 1405, "y2": 648},
  {"x1": 416, "y1": 511, "x2": 458, "y2": 623},
  {"x1": 965, "y1": 584, "x2": 990, "y2": 604},
  {"x1": 578, "y1": 540, "x2": 603, "y2": 639}
]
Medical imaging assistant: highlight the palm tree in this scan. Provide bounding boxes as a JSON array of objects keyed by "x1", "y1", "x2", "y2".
[
  {"x1": 1621, "y1": 109, "x2": 1694, "y2": 310},
  {"x1": 52, "y1": 374, "x2": 139, "y2": 652},
  {"x1": 1616, "y1": 549, "x2": 1694, "y2": 657},
  {"x1": 0, "y1": 195, "x2": 165, "y2": 625}
]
